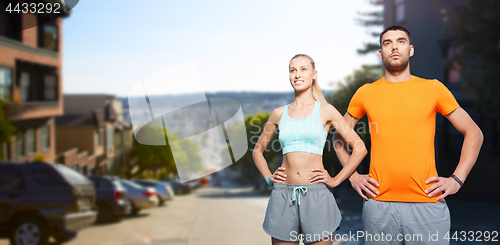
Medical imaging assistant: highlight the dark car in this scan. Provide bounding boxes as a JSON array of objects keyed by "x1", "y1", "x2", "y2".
[
  {"x1": 0, "y1": 162, "x2": 97, "y2": 245},
  {"x1": 186, "y1": 179, "x2": 202, "y2": 190},
  {"x1": 87, "y1": 176, "x2": 131, "y2": 223},
  {"x1": 162, "y1": 178, "x2": 191, "y2": 195}
]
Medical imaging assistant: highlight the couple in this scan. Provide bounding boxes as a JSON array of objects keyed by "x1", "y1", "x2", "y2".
[{"x1": 252, "y1": 26, "x2": 483, "y2": 245}]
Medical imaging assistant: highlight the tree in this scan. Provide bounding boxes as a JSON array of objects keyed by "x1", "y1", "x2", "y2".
[
  {"x1": 328, "y1": 65, "x2": 383, "y2": 116},
  {"x1": 447, "y1": 0, "x2": 500, "y2": 113},
  {"x1": 229, "y1": 112, "x2": 282, "y2": 190},
  {"x1": 0, "y1": 99, "x2": 16, "y2": 160},
  {"x1": 326, "y1": 65, "x2": 384, "y2": 174},
  {"x1": 126, "y1": 126, "x2": 202, "y2": 180},
  {"x1": 356, "y1": 0, "x2": 384, "y2": 55}
]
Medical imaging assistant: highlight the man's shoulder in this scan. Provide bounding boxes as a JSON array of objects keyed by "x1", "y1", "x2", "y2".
[
  {"x1": 356, "y1": 79, "x2": 380, "y2": 91},
  {"x1": 355, "y1": 78, "x2": 383, "y2": 94},
  {"x1": 411, "y1": 75, "x2": 440, "y2": 84}
]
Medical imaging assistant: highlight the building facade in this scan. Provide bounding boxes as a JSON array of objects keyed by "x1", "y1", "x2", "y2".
[
  {"x1": 55, "y1": 94, "x2": 132, "y2": 175},
  {"x1": 0, "y1": 5, "x2": 67, "y2": 163}
]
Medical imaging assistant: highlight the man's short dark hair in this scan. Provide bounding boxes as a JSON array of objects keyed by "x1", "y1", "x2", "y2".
[{"x1": 379, "y1": 26, "x2": 411, "y2": 46}]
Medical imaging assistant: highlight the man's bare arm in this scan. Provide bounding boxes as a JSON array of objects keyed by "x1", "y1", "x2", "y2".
[{"x1": 425, "y1": 107, "x2": 484, "y2": 201}]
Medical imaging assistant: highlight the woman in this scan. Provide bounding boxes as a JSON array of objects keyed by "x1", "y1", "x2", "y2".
[{"x1": 252, "y1": 54, "x2": 367, "y2": 245}]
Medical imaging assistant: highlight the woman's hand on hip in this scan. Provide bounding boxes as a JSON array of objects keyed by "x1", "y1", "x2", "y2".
[
  {"x1": 309, "y1": 169, "x2": 338, "y2": 188},
  {"x1": 270, "y1": 167, "x2": 287, "y2": 185}
]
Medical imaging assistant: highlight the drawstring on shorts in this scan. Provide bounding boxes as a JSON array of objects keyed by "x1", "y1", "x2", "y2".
[{"x1": 291, "y1": 186, "x2": 308, "y2": 205}]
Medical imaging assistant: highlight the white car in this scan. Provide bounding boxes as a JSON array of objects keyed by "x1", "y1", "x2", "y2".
[
  {"x1": 134, "y1": 179, "x2": 175, "y2": 205},
  {"x1": 119, "y1": 180, "x2": 158, "y2": 215}
]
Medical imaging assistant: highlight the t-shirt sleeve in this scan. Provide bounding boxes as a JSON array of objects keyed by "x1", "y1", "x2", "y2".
[
  {"x1": 347, "y1": 85, "x2": 366, "y2": 119},
  {"x1": 435, "y1": 80, "x2": 460, "y2": 115}
]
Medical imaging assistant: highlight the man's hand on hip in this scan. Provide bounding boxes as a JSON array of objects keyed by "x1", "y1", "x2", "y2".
[
  {"x1": 425, "y1": 176, "x2": 461, "y2": 201},
  {"x1": 349, "y1": 172, "x2": 380, "y2": 201}
]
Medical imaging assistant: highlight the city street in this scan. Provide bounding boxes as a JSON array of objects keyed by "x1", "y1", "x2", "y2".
[
  {"x1": 64, "y1": 186, "x2": 270, "y2": 245},
  {"x1": 59, "y1": 186, "x2": 366, "y2": 245},
  {"x1": 1, "y1": 185, "x2": 497, "y2": 245},
  {"x1": 0, "y1": 186, "x2": 270, "y2": 245}
]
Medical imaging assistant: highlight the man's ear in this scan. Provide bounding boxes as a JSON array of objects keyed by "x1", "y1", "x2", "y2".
[
  {"x1": 378, "y1": 49, "x2": 383, "y2": 60},
  {"x1": 410, "y1": 45, "x2": 414, "y2": 57}
]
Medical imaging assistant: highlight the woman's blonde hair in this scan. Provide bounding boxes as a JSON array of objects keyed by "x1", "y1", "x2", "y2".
[{"x1": 290, "y1": 54, "x2": 327, "y2": 103}]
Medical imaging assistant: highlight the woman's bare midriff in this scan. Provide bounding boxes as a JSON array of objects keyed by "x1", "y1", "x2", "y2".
[{"x1": 281, "y1": 152, "x2": 325, "y2": 185}]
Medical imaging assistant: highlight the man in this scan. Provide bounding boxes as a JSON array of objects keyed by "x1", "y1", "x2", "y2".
[{"x1": 333, "y1": 26, "x2": 483, "y2": 244}]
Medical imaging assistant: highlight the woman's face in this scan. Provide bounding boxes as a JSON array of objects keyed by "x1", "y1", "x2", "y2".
[{"x1": 289, "y1": 57, "x2": 317, "y2": 91}]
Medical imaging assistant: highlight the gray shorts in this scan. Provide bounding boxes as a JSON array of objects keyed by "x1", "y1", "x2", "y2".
[
  {"x1": 262, "y1": 183, "x2": 341, "y2": 243},
  {"x1": 363, "y1": 198, "x2": 451, "y2": 245}
]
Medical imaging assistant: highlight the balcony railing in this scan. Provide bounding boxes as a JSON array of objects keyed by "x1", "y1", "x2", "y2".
[{"x1": 6, "y1": 100, "x2": 60, "y2": 119}]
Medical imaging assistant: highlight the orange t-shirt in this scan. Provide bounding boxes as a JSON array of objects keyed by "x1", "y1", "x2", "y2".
[{"x1": 347, "y1": 76, "x2": 460, "y2": 202}]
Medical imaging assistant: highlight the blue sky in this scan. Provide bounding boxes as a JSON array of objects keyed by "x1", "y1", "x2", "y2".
[{"x1": 63, "y1": 0, "x2": 382, "y2": 96}]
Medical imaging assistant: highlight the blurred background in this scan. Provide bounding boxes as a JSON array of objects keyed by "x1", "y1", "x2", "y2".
[{"x1": 0, "y1": 0, "x2": 499, "y2": 244}]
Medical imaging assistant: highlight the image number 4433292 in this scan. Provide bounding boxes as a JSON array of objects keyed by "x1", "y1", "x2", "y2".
[{"x1": 2, "y1": 0, "x2": 80, "y2": 32}]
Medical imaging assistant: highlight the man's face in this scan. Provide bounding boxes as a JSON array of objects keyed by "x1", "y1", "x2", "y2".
[{"x1": 379, "y1": 30, "x2": 414, "y2": 73}]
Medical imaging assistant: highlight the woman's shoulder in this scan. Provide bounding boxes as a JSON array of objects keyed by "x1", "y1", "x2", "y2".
[
  {"x1": 271, "y1": 105, "x2": 286, "y2": 118},
  {"x1": 318, "y1": 101, "x2": 342, "y2": 120},
  {"x1": 267, "y1": 105, "x2": 286, "y2": 123},
  {"x1": 318, "y1": 101, "x2": 337, "y2": 113}
]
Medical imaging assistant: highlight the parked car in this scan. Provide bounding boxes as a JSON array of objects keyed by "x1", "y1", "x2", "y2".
[
  {"x1": 162, "y1": 178, "x2": 192, "y2": 195},
  {"x1": 119, "y1": 180, "x2": 158, "y2": 215},
  {"x1": 211, "y1": 178, "x2": 223, "y2": 186},
  {"x1": 133, "y1": 179, "x2": 174, "y2": 205},
  {"x1": 186, "y1": 179, "x2": 202, "y2": 190},
  {"x1": 0, "y1": 162, "x2": 97, "y2": 245},
  {"x1": 88, "y1": 176, "x2": 131, "y2": 223}
]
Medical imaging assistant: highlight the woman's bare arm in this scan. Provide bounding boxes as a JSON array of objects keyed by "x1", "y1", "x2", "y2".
[
  {"x1": 310, "y1": 104, "x2": 367, "y2": 188},
  {"x1": 252, "y1": 107, "x2": 286, "y2": 184}
]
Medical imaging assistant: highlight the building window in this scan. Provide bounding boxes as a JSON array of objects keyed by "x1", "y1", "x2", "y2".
[
  {"x1": 26, "y1": 129, "x2": 36, "y2": 155},
  {"x1": 16, "y1": 132, "x2": 24, "y2": 157},
  {"x1": 395, "y1": 0, "x2": 405, "y2": 23},
  {"x1": 107, "y1": 128, "x2": 113, "y2": 150},
  {"x1": 20, "y1": 72, "x2": 30, "y2": 101},
  {"x1": 42, "y1": 24, "x2": 58, "y2": 51},
  {"x1": 41, "y1": 125, "x2": 50, "y2": 151},
  {"x1": 97, "y1": 128, "x2": 103, "y2": 146},
  {"x1": 448, "y1": 62, "x2": 460, "y2": 84},
  {"x1": 447, "y1": 46, "x2": 463, "y2": 84},
  {"x1": 44, "y1": 75, "x2": 57, "y2": 101},
  {"x1": 0, "y1": 67, "x2": 12, "y2": 101},
  {"x1": 117, "y1": 131, "x2": 123, "y2": 146}
]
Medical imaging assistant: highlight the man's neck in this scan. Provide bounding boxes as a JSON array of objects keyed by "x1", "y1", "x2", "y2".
[{"x1": 384, "y1": 67, "x2": 412, "y2": 83}]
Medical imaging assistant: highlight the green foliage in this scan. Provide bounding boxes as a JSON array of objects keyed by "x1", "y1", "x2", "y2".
[
  {"x1": 326, "y1": 65, "x2": 383, "y2": 174},
  {"x1": 448, "y1": 0, "x2": 500, "y2": 113},
  {"x1": 33, "y1": 154, "x2": 45, "y2": 162},
  {"x1": 136, "y1": 171, "x2": 153, "y2": 179},
  {"x1": 328, "y1": 65, "x2": 383, "y2": 116},
  {"x1": 0, "y1": 99, "x2": 17, "y2": 159},
  {"x1": 127, "y1": 126, "x2": 202, "y2": 179},
  {"x1": 355, "y1": 0, "x2": 384, "y2": 55},
  {"x1": 229, "y1": 112, "x2": 281, "y2": 188},
  {"x1": 156, "y1": 168, "x2": 170, "y2": 180}
]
